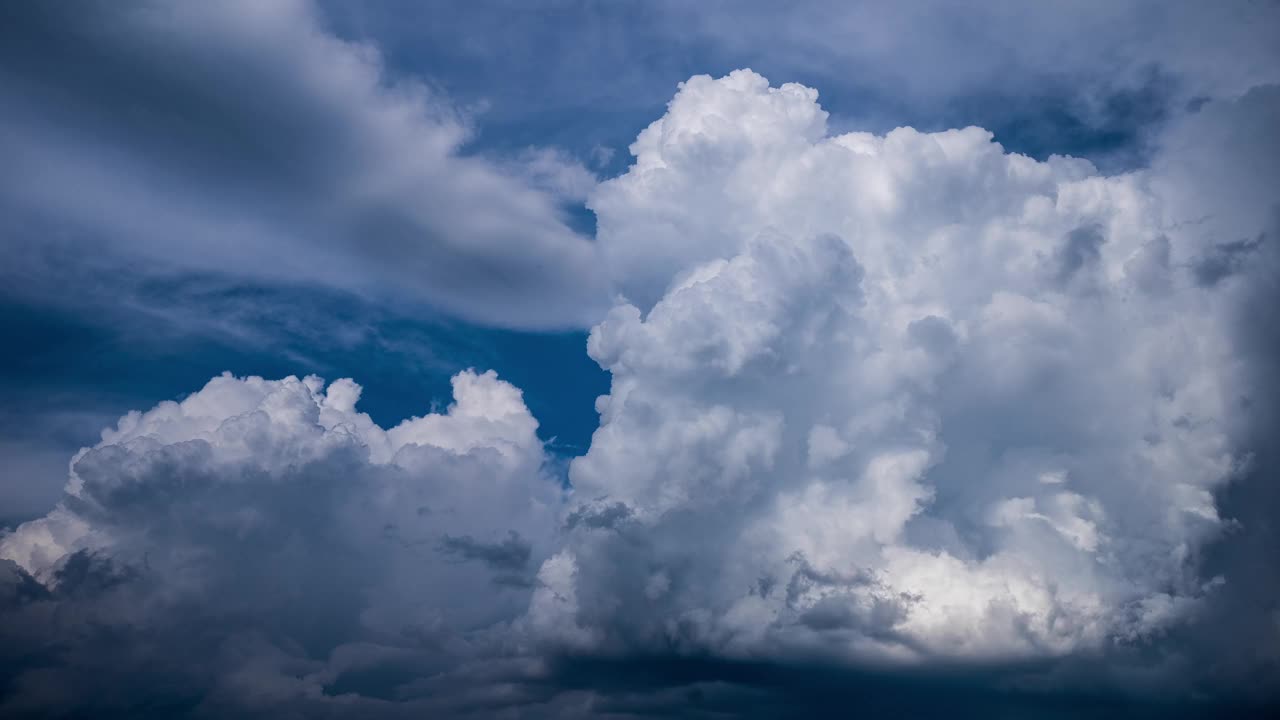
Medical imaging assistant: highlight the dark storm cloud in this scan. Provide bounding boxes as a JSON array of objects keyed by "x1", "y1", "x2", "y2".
[
  {"x1": 1168, "y1": 209, "x2": 1280, "y2": 711},
  {"x1": 536, "y1": 652, "x2": 1236, "y2": 720}
]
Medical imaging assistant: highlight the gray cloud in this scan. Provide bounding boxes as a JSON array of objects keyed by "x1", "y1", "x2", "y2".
[
  {"x1": 1191, "y1": 235, "x2": 1266, "y2": 288},
  {"x1": 1056, "y1": 224, "x2": 1106, "y2": 285},
  {"x1": 0, "y1": 369, "x2": 566, "y2": 717},
  {"x1": 0, "y1": 1, "x2": 609, "y2": 330},
  {"x1": 439, "y1": 531, "x2": 533, "y2": 573}
]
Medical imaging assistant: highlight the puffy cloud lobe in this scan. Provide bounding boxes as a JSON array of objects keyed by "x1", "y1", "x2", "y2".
[
  {"x1": 554, "y1": 70, "x2": 1255, "y2": 665},
  {"x1": 0, "y1": 369, "x2": 563, "y2": 716}
]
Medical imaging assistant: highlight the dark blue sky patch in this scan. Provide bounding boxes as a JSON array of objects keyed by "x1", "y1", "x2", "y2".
[
  {"x1": 949, "y1": 68, "x2": 1179, "y2": 171},
  {"x1": 0, "y1": 276, "x2": 609, "y2": 441},
  {"x1": 0, "y1": 276, "x2": 609, "y2": 527}
]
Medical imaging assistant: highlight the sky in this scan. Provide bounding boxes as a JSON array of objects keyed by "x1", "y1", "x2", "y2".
[{"x1": 0, "y1": 1, "x2": 1278, "y2": 717}]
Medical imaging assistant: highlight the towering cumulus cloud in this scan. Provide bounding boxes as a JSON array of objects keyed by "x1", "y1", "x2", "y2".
[
  {"x1": 559, "y1": 70, "x2": 1274, "y2": 694},
  {"x1": 2, "y1": 71, "x2": 1276, "y2": 716}
]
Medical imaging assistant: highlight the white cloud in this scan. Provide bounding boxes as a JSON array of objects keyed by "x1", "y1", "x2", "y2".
[
  {"x1": 547, "y1": 69, "x2": 1262, "y2": 663},
  {"x1": 508, "y1": 147, "x2": 600, "y2": 204},
  {"x1": 0, "y1": 368, "x2": 564, "y2": 713}
]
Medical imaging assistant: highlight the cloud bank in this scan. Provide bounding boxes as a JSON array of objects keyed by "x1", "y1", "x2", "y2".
[{"x1": 3, "y1": 71, "x2": 1278, "y2": 716}]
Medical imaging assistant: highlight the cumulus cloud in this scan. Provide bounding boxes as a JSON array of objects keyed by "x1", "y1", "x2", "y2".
[
  {"x1": 0, "y1": 1, "x2": 608, "y2": 329},
  {"x1": 2, "y1": 71, "x2": 1277, "y2": 717},
  {"x1": 0, "y1": 369, "x2": 564, "y2": 716},
  {"x1": 556, "y1": 70, "x2": 1269, "y2": 670}
]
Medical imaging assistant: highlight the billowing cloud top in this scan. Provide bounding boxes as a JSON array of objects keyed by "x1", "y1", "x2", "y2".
[
  {"x1": 570, "y1": 69, "x2": 1253, "y2": 661},
  {"x1": 1, "y1": 369, "x2": 564, "y2": 716},
  {"x1": 3, "y1": 69, "x2": 1278, "y2": 717}
]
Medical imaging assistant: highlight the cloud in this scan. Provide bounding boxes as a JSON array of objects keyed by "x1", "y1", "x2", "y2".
[
  {"x1": 671, "y1": 1, "x2": 1280, "y2": 139},
  {"x1": 554, "y1": 69, "x2": 1274, "y2": 679},
  {"x1": 0, "y1": 1, "x2": 609, "y2": 329},
  {"x1": 506, "y1": 147, "x2": 601, "y2": 205},
  {"x1": 0, "y1": 369, "x2": 565, "y2": 716},
  {"x1": 2, "y1": 71, "x2": 1278, "y2": 717},
  {"x1": 324, "y1": 1, "x2": 1280, "y2": 174}
]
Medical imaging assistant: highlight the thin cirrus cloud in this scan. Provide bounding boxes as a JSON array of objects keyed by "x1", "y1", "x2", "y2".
[{"x1": 3, "y1": 52, "x2": 1279, "y2": 718}]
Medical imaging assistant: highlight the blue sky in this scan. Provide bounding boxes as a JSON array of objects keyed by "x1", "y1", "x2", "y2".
[{"x1": 1, "y1": 2, "x2": 1279, "y2": 717}]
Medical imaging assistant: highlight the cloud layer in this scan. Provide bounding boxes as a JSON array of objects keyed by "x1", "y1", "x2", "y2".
[
  {"x1": 3, "y1": 70, "x2": 1278, "y2": 716},
  {"x1": 0, "y1": 1, "x2": 608, "y2": 329}
]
